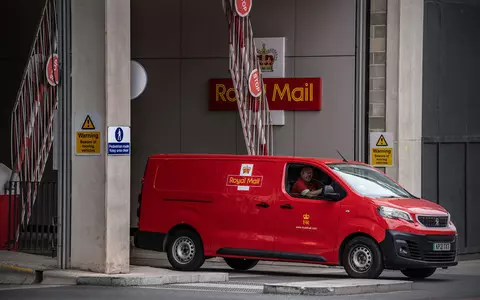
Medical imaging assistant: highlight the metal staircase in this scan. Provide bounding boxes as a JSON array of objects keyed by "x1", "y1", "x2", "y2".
[
  {"x1": 9, "y1": 0, "x2": 58, "y2": 243},
  {"x1": 222, "y1": 0, "x2": 273, "y2": 156}
]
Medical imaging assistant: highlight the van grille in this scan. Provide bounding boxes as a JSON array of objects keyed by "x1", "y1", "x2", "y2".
[
  {"x1": 406, "y1": 241, "x2": 422, "y2": 260},
  {"x1": 418, "y1": 215, "x2": 448, "y2": 227},
  {"x1": 406, "y1": 240, "x2": 456, "y2": 262}
]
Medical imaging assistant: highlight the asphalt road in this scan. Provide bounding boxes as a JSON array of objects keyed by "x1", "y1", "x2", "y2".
[{"x1": 1, "y1": 260, "x2": 479, "y2": 300}]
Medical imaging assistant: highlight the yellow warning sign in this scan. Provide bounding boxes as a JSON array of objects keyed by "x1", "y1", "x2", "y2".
[
  {"x1": 371, "y1": 148, "x2": 393, "y2": 166},
  {"x1": 81, "y1": 115, "x2": 96, "y2": 130},
  {"x1": 376, "y1": 135, "x2": 388, "y2": 146},
  {"x1": 370, "y1": 132, "x2": 393, "y2": 167},
  {"x1": 76, "y1": 131, "x2": 101, "y2": 155}
]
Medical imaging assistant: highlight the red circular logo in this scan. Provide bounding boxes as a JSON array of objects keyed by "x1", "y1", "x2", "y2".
[
  {"x1": 235, "y1": 0, "x2": 252, "y2": 17},
  {"x1": 248, "y1": 68, "x2": 262, "y2": 98},
  {"x1": 46, "y1": 54, "x2": 59, "y2": 86}
]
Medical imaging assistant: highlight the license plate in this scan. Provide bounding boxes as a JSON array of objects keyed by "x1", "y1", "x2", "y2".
[{"x1": 433, "y1": 242, "x2": 451, "y2": 251}]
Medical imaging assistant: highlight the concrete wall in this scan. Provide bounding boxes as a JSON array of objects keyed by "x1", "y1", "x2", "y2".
[{"x1": 130, "y1": 0, "x2": 359, "y2": 226}]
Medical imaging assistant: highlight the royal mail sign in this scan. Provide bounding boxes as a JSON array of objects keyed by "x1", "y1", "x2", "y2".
[{"x1": 209, "y1": 77, "x2": 322, "y2": 111}]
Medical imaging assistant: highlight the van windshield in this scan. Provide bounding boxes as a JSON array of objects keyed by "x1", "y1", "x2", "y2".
[{"x1": 327, "y1": 163, "x2": 415, "y2": 199}]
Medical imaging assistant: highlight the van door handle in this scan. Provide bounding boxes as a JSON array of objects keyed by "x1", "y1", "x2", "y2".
[
  {"x1": 280, "y1": 204, "x2": 293, "y2": 209},
  {"x1": 256, "y1": 202, "x2": 270, "y2": 208}
]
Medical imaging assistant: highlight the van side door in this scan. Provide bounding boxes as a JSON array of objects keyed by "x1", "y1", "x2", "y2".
[
  {"x1": 274, "y1": 162, "x2": 346, "y2": 263},
  {"x1": 213, "y1": 160, "x2": 277, "y2": 256}
]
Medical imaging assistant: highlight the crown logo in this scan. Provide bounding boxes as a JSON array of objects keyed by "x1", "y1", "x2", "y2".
[
  {"x1": 242, "y1": 165, "x2": 251, "y2": 174},
  {"x1": 256, "y1": 43, "x2": 278, "y2": 72},
  {"x1": 303, "y1": 213, "x2": 310, "y2": 220}
]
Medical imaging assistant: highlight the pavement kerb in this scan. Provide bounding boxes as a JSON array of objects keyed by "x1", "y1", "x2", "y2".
[
  {"x1": 0, "y1": 261, "x2": 229, "y2": 286},
  {"x1": 263, "y1": 279, "x2": 414, "y2": 296},
  {"x1": 76, "y1": 272, "x2": 229, "y2": 287}
]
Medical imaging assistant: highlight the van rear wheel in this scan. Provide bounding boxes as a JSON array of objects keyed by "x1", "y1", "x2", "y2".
[
  {"x1": 167, "y1": 229, "x2": 205, "y2": 271},
  {"x1": 342, "y1": 236, "x2": 384, "y2": 279},
  {"x1": 224, "y1": 258, "x2": 258, "y2": 271}
]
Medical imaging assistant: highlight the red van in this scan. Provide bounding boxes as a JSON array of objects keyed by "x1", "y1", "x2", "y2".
[{"x1": 134, "y1": 154, "x2": 458, "y2": 279}]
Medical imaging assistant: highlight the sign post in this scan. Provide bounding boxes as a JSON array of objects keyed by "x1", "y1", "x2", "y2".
[{"x1": 370, "y1": 132, "x2": 394, "y2": 167}]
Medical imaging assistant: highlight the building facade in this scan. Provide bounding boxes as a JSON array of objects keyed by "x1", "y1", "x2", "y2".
[{"x1": 0, "y1": 0, "x2": 478, "y2": 273}]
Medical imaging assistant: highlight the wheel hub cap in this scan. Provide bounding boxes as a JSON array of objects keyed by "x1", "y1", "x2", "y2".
[
  {"x1": 173, "y1": 237, "x2": 195, "y2": 264},
  {"x1": 349, "y1": 246, "x2": 372, "y2": 273}
]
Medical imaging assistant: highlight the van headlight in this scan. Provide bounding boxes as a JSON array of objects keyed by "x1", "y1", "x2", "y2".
[{"x1": 378, "y1": 206, "x2": 413, "y2": 223}]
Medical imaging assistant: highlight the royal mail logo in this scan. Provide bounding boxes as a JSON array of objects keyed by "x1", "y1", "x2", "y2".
[
  {"x1": 227, "y1": 163, "x2": 257, "y2": 191},
  {"x1": 257, "y1": 43, "x2": 278, "y2": 73},
  {"x1": 242, "y1": 165, "x2": 251, "y2": 174},
  {"x1": 303, "y1": 213, "x2": 310, "y2": 225},
  {"x1": 209, "y1": 77, "x2": 322, "y2": 111},
  {"x1": 240, "y1": 163, "x2": 253, "y2": 176},
  {"x1": 226, "y1": 175, "x2": 263, "y2": 187}
]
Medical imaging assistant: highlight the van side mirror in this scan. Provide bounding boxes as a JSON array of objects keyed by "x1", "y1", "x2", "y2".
[{"x1": 323, "y1": 185, "x2": 340, "y2": 201}]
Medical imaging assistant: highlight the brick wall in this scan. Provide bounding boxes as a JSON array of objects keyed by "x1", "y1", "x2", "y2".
[{"x1": 369, "y1": 0, "x2": 387, "y2": 131}]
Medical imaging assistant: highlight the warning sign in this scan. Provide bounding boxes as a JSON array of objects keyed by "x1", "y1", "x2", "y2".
[
  {"x1": 81, "y1": 115, "x2": 96, "y2": 130},
  {"x1": 75, "y1": 113, "x2": 101, "y2": 156},
  {"x1": 76, "y1": 131, "x2": 101, "y2": 154},
  {"x1": 370, "y1": 132, "x2": 393, "y2": 167},
  {"x1": 376, "y1": 135, "x2": 388, "y2": 146}
]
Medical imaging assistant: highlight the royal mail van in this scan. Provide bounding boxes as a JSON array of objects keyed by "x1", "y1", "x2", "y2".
[{"x1": 134, "y1": 154, "x2": 458, "y2": 279}]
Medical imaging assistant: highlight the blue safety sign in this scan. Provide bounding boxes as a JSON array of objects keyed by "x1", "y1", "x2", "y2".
[{"x1": 108, "y1": 126, "x2": 130, "y2": 155}]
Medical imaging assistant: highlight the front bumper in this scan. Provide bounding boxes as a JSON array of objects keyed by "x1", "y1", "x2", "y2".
[{"x1": 379, "y1": 230, "x2": 458, "y2": 270}]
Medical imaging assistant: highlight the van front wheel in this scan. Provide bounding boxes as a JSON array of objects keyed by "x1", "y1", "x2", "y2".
[
  {"x1": 224, "y1": 258, "x2": 259, "y2": 271},
  {"x1": 167, "y1": 229, "x2": 205, "y2": 271},
  {"x1": 342, "y1": 236, "x2": 384, "y2": 279}
]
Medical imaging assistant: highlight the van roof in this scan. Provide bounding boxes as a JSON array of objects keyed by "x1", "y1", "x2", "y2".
[{"x1": 148, "y1": 153, "x2": 364, "y2": 166}]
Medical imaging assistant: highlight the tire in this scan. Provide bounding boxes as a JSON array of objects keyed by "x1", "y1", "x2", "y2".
[
  {"x1": 342, "y1": 236, "x2": 384, "y2": 279},
  {"x1": 133, "y1": 231, "x2": 139, "y2": 248},
  {"x1": 224, "y1": 258, "x2": 259, "y2": 271},
  {"x1": 401, "y1": 268, "x2": 436, "y2": 279},
  {"x1": 166, "y1": 229, "x2": 205, "y2": 271}
]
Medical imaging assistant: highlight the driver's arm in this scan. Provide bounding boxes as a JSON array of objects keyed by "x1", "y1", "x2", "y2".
[
  {"x1": 300, "y1": 180, "x2": 325, "y2": 198},
  {"x1": 303, "y1": 188, "x2": 323, "y2": 198}
]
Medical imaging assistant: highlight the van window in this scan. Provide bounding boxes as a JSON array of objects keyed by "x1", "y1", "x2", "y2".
[
  {"x1": 285, "y1": 163, "x2": 346, "y2": 200},
  {"x1": 327, "y1": 163, "x2": 415, "y2": 198}
]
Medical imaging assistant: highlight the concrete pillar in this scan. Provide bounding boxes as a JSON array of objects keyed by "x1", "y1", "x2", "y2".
[
  {"x1": 385, "y1": 0, "x2": 423, "y2": 196},
  {"x1": 385, "y1": 0, "x2": 399, "y2": 182},
  {"x1": 71, "y1": 0, "x2": 131, "y2": 274}
]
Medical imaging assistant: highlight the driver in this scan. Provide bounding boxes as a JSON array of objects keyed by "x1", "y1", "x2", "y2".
[{"x1": 292, "y1": 167, "x2": 324, "y2": 198}]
